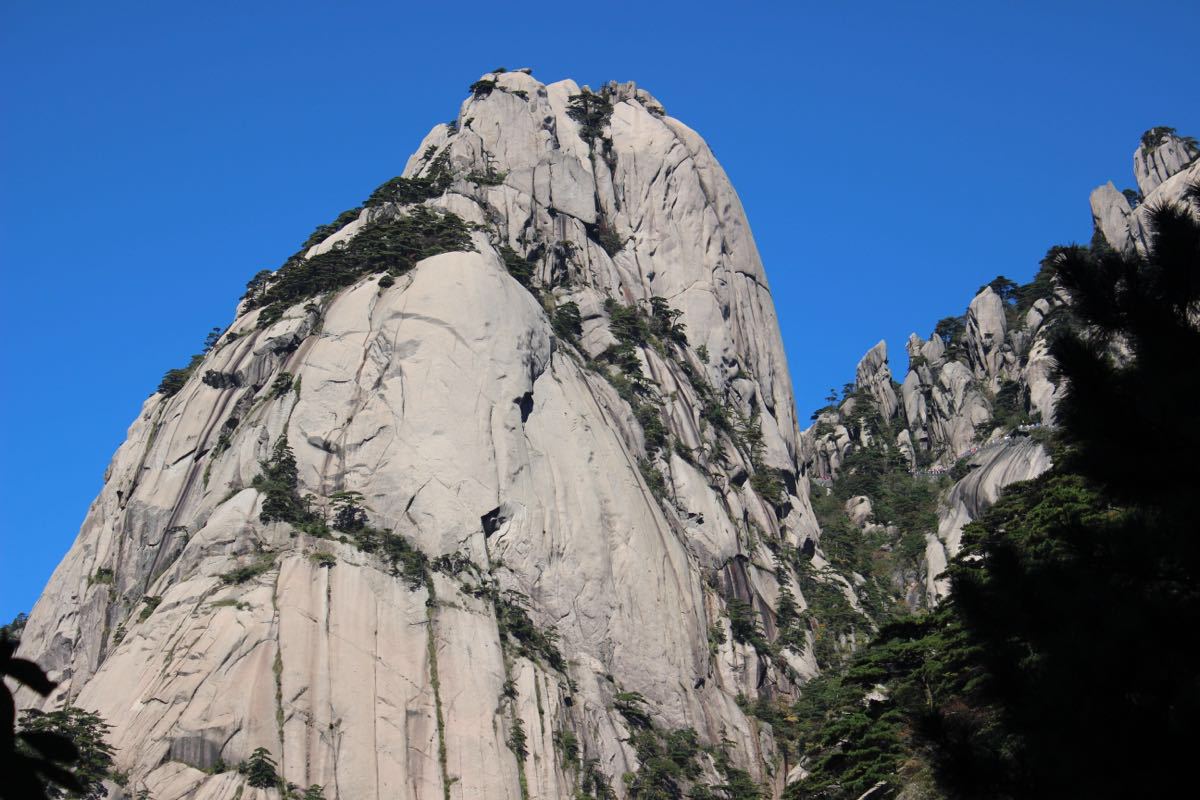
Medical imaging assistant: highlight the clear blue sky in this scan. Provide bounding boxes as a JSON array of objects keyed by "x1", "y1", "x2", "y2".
[{"x1": 2, "y1": 0, "x2": 1196, "y2": 621}]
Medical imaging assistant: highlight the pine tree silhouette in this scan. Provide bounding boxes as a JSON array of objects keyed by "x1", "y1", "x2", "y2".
[{"x1": 945, "y1": 185, "x2": 1200, "y2": 799}]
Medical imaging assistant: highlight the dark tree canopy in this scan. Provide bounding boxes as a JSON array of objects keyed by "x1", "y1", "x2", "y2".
[{"x1": 787, "y1": 188, "x2": 1200, "y2": 800}]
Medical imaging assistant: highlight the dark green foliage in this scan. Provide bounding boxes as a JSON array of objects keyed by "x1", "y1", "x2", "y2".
[
  {"x1": 605, "y1": 298, "x2": 647, "y2": 345},
  {"x1": 3, "y1": 634, "x2": 88, "y2": 800},
  {"x1": 778, "y1": 602, "x2": 996, "y2": 799},
  {"x1": 947, "y1": 456, "x2": 976, "y2": 482},
  {"x1": 932, "y1": 315, "x2": 965, "y2": 349},
  {"x1": 734, "y1": 409, "x2": 787, "y2": 508},
  {"x1": 601, "y1": 342, "x2": 647, "y2": 390},
  {"x1": 469, "y1": 78, "x2": 497, "y2": 97},
  {"x1": 700, "y1": 397, "x2": 732, "y2": 434},
  {"x1": 327, "y1": 491, "x2": 429, "y2": 587},
  {"x1": 552, "y1": 301, "x2": 583, "y2": 341},
  {"x1": 89, "y1": 569, "x2": 114, "y2": 586},
  {"x1": 1139, "y1": 125, "x2": 1199, "y2": 154},
  {"x1": 980, "y1": 275, "x2": 1018, "y2": 304},
  {"x1": 638, "y1": 459, "x2": 668, "y2": 500},
  {"x1": 831, "y1": 444, "x2": 937, "y2": 554},
  {"x1": 1049, "y1": 196, "x2": 1200, "y2": 509},
  {"x1": 1011, "y1": 255, "x2": 1060, "y2": 321},
  {"x1": 608, "y1": 702, "x2": 759, "y2": 800},
  {"x1": 613, "y1": 692, "x2": 652, "y2": 729},
  {"x1": 201, "y1": 370, "x2": 240, "y2": 390},
  {"x1": 566, "y1": 91, "x2": 613, "y2": 144},
  {"x1": 807, "y1": 437, "x2": 939, "y2": 624},
  {"x1": 647, "y1": 297, "x2": 686, "y2": 346},
  {"x1": 733, "y1": 410, "x2": 765, "y2": 464},
  {"x1": 580, "y1": 759, "x2": 614, "y2": 799},
  {"x1": 254, "y1": 437, "x2": 312, "y2": 526},
  {"x1": 137, "y1": 596, "x2": 162, "y2": 622},
  {"x1": 219, "y1": 555, "x2": 275, "y2": 585},
  {"x1": 363, "y1": 168, "x2": 450, "y2": 210},
  {"x1": 16, "y1": 706, "x2": 117, "y2": 800},
  {"x1": 587, "y1": 218, "x2": 623, "y2": 256},
  {"x1": 793, "y1": 560, "x2": 863, "y2": 669},
  {"x1": 624, "y1": 726, "x2": 701, "y2": 798},
  {"x1": 299, "y1": 208, "x2": 363, "y2": 251},
  {"x1": 791, "y1": 191, "x2": 1200, "y2": 799},
  {"x1": 493, "y1": 592, "x2": 565, "y2": 671},
  {"x1": 308, "y1": 551, "x2": 336, "y2": 568},
  {"x1": 499, "y1": 244, "x2": 536, "y2": 289},
  {"x1": 365, "y1": 169, "x2": 451, "y2": 208},
  {"x1": 466, "y1": 167, "x2": 507, "y2": 186},
  {"x1": 773, "y1": 584, "x2": 804, "y2": 653},
  {"x1": 931, "y1": 197, "x2": 1200, "y2": 799},
  {"x1": 201, "y1": 326, "x2": 223, "y2": 351},
  {"x1": 247, "y1": 207, "x2": 472, "y2": 326},
  {"x1": 553, "y1": 729, "x2": 579, "y2": 767},
  {"x1": 301, "y1": 785, "x2": 326, "y2": 800},
  {"x1": 330, "y1": 491, "x2": 366, "y2": 532},
  {"x1": 242, "y1": 747, "x2": 279, "y2": 788},
  {"x1": 0, "y1": 612, "x2": 27, "y2": 643},
  {"x1": 243, "y1": 269, "x2": 274, "y2": 306},
  {"x1": 749, "y1": 469, "x2": 786, "y2": 507},
  {"x1": 706, "y1": 622, "x2": 726, "y2": 655},
  {"x1": 725, "y1": 599, "x2": 769, "y2": 655},
  {"x1": 704, "y1": 750, "x2": 762, "y2": 800},
  {"x1": 156, "y1": 324, "x2": 223, "y2": 397},
  {"x1": 635, "y1": 404, "x2": 667, "y2": 456},
  {"x1": 987, "y1": 379, "x2": 1029, "y2": 432},
  {"x1": 347, "y1": 524, "x2": 428, "y2": 588},
  {"x1": 507, "y1": 718, "x2": 528, "y2": 762},
  {"x1": 599, "y1": 296, "x2": 687, "y2": 403},
  {"x1": 269, "y1": 372, "x2": 294, "y2": 398},
  {"x1": 1140, "y1": 125, "x2": 1176, "y2": 150}
]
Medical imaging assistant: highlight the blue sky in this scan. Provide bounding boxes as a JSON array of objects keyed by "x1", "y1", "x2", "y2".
[{"x1": 2, "y1": 0, "x2": 1197, "y2": 621}]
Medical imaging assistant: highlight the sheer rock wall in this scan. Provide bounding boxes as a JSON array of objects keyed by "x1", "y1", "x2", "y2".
[{"x1": 17, "y1": 72, "x2": 826, "y2": 800}]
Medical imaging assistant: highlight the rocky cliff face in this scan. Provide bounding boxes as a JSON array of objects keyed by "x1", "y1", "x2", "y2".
[
  {"x1": 804, "y1": 124, "x2": 1198, "y2": 607},
  {"x1": 18, "y1": 76, "x2": 1197, "y2": 799},
  {"x1": 16, "y1": 71, "x2": 834, "y2": 800},
  {"x1": 1091, "y1": 128, "x2": 1199, "y2": 254}
]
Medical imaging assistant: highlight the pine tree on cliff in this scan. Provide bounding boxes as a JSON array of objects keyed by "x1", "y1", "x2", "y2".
[{"x1": 945, "y1": 186, "x2": 1200, "y2": 798}]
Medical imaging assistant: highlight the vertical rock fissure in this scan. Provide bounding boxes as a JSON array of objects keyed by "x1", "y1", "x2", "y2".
[
  {"x1": 497, "y1": 640, "x2": 530, "y2": 800},
  {"x1": 271, "y1": 569, "x2": 286, "y2": 774},
  {"x1": 425, "y1": 577, "x2": 452, "y2": 800}
]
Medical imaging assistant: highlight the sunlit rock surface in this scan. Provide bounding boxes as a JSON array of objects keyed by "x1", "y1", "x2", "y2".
[{"x1": 18, "y1": 72, "x2": 827, "y2": 799}]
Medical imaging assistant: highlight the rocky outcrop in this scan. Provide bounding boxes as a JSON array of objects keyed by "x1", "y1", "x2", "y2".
[
  {"x1": 805, "y1": 126, "x2": 1199, "y2": 610},
  {"x1": 1090, "y1": 181, "x2": 1134, "y2": 252},
  {"x1": 923, "y1": 437, "x2": 1052, "y2": 601},
  {"x1": 1133, "y1": 128, "x2": 1199, "y2": 196},
  {"x1": 1092, "y1": 129, "x2": 1199, "y2": 253},
  {"x1": 855, "y1": 341, "x2": 899, "y2": 421},
  {"x1": 1129, "y1": 160, "x2": 1200, "y2": 254},
  {"x1": 17, "y1": 72, "x2": 828, "y2": 800},
  {"x1": 964, "y1": 288, "x2": 1009, "y2": 387}
]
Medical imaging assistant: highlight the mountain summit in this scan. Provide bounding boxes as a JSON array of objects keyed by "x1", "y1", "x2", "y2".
[
  {"x1": 17, "y1": 71, "x2": 825, "y2": 799},
  {"x1": 16, "y1": 69, "x2": 1199, "y2": 800}
]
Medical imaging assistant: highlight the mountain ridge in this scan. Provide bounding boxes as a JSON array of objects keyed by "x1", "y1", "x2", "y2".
[{"x1": 12, "y1": 69, "x2": 1200, "y2": 800}]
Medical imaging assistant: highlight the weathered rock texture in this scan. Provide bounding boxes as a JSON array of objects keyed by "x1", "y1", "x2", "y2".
[
  {"x1": 804, "y1": 125, "x2": 1199, "y2": 607},
  {"x1": 1091, "y1": 129, "x2": 1199, "y2": 254},
  {"x1": 17, "y1": 72, "x2": 829, "y2": 799},
  {"x1": 801, "y1": 291, "x2": 1061, "y2": 604}
]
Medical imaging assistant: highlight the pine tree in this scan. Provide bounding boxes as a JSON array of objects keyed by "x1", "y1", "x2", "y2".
[
  {"x1": 943, "y1": 187, "x2": 1200, "y2": 798},
  {"x1": 243, "y1": 747, "x2": 279, "y2": 789}
]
